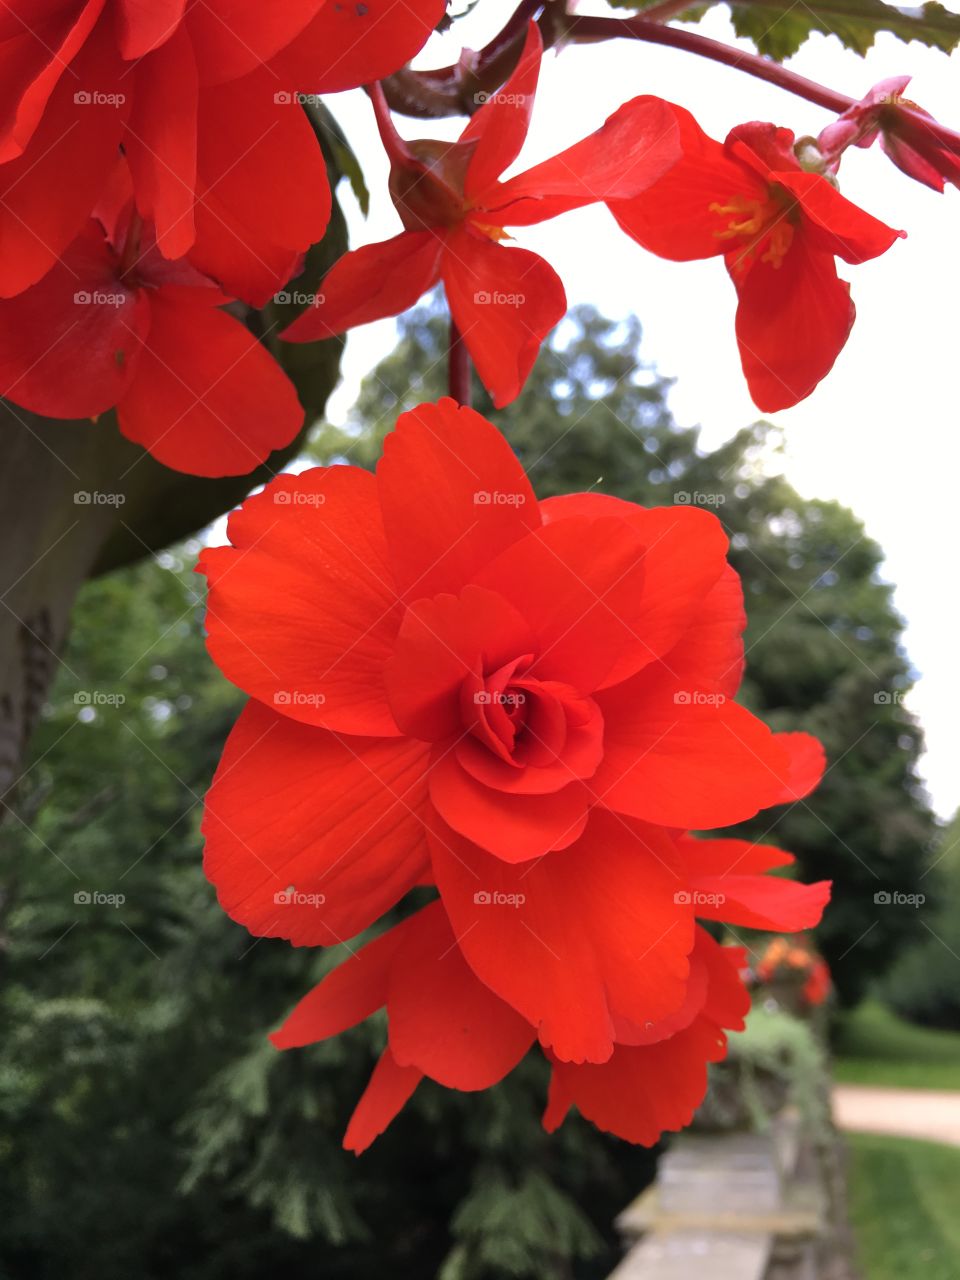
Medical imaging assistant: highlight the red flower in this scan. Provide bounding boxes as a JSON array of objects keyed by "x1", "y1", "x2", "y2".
[
  {"x1": 803, "y1": 957, "x2": 831, "y2": 1006},
  {"x1": 0, "y1": 191, "x2": 302, "y2": 476},
  {"x1": 282, "y1": 24, "x2": 681, "y2": 406},
  {"x1": 199, "y1": 397, "x2": 829, "y2": 1057},
  {"x1": 818, "y1": 76, "x2": 960, "y2": 194},
  {"x1": 608, "y1": 103, "x2": 904, "y2": 411},
  {"x1": 0, "y1": 0, "x2": 444, "y2": 303},
  {"x1": 270, "y1": 900, "x2": 752, "y2": 1153}
]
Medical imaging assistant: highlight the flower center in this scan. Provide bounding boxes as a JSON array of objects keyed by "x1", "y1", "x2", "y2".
[{"x1": 709, "y1": 189, "x2": 795, "y2": 273}]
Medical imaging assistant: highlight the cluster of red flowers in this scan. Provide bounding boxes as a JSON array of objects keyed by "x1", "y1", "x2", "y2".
[
  {"x1": 0, "y1": 0, "x2": 443, "y2": 474},
  {"x1": 199, "y1": 398, "x2": 832, "y2": 1150},
  {"x1": 1, "y1": 9, "x2": 927, "y2": 476},
  {"x1": 755, "y1": 935, "x2": 832, "y2": 1008}
]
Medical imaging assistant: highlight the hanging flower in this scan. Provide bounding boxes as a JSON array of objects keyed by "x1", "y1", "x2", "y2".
[{"x1": 282, "y1": 24, "x2": 681, "y2": 406}]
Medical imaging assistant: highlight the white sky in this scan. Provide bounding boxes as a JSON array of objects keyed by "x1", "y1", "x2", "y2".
[{"x1": 319, "y1": 1, "x2": 960, "y2": 818}]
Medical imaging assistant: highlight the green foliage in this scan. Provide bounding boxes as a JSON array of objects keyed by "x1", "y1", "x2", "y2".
[
  {"x1": 882, "y1": 808, "x2": 960, "y2": 1030},
  {"x1": 833, "y1": 1000, "x2": 960, "y2": 1089},
  {"x1": 848, "y1": 1133, "x2": 960, "y2": 1280},
  {"x1": 697, "y1": 1005, "x2": 831, "y2": 1136},
  {"x1": 608, "y1": 0, "x2": 960, "y2": 59}
]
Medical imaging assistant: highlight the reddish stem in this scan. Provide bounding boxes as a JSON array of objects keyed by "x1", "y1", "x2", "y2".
[
  {"x1": 448, "y1": 319, "x2": 471, "y2": 406},
  {"x1": 566, "y1": 14, "x2": 960, "y2": 157},
  {"x1": 380, "y1": 0, "x2": 960, "y2": 158}
]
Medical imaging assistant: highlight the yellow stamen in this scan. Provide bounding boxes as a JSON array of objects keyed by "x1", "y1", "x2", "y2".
[{"x1": 709, "y1": 193, "x2": 795, "y2": 272}]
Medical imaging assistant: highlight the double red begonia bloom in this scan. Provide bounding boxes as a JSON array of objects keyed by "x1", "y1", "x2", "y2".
[
  {"x1": 270, "y1": 906, "x2": 753, "y2": 1152},
  {"x1": 0, "y1": 186, "x2": 302, "y2": 475},
  {"x1": 818, "y1": 76, "x2": 960, "y2": 194},
  {"x1": 0, "y1": 0, "x2": 444, "y2": 303},
  {"x1": 608, "y1": 103, "x2": 904, "y2": 412},
  {"x1": 282, "y1": 24, "x2": 681, "y2": 406},
  {"x1": 200, "y1": 397, "x2": 830, "y2": 1069}
]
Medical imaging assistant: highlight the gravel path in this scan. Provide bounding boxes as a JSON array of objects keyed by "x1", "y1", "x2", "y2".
[{"x1": 833, "y1": 1084, "x2": 960, "y2": 1147}]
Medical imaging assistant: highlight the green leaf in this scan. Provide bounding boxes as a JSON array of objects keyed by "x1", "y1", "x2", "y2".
[
  {"x1": 608, "y1": 0, "x2": 960, "y2": 59},
  {"x1": 729, "y1": 0, "x2": 960, "y2": 59}
]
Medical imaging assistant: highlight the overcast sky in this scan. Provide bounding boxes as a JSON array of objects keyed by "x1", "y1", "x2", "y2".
[{"x1": 318, "y1": 1, "x2": 960, "y2": 819}]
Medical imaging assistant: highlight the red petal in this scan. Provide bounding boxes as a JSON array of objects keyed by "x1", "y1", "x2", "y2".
[
  {"x1": 443, "y1": 228, "x2": 566, "y2": 408},
  {"x1": 270, "y1": 0, "x2": 446, "y2": 96},
  {"x1": 117, "y1": 288, "x2": 303, "y2": 475},
  {"x1": 344, "y1": 1049, "x2": 422, "y2": 1154},
  {"x1": 678, "y1": 835, "x2": 831, "y2": 931},
  {"x1": 0, "y1": 221, "x2": 147, "y2": 418},
  {"x1": 732, "y1": 238, "x2": 854, "y2": 413},
  {"x1": 198, "y1": 465, "x2": 403, "y2": 735},
  {"x1": 281, "y1": 231, "x2": 443, "y2": 342},
  {"x1": 775, "y1": 169, "x2": 903, "y2": 264},
  {"x1": 769, "y1": 731, "x2": 826, "y2": 802},
  {"x1": 387, "y1": 902, "x2": 535, "y2": 1089},
  {"x1": 430, "y1": 811, "x2": 694, "y2": 1063},
  {"x1": 189, "y1": 67, "x2": 331, "y2": 305},
  {"x1": 116, "y1": 0, "x2": 186, "y2": 59},
  {"x1": 270, "y1": 918, "x2": 416, "y2": 1049},
  {"x1": 429, "y1": 751, "x2": 589, "y2": 861},
  {"x1": 543, "y1": 938, "x2": 743, "y2": 1143},
  {"x1": 0, "y1": 20, "x2": 127, "y2": 298},
  {"x1": 202, "y1": 700, "x2": 431, "y2": 946},
  {"x1": 384, "y1": 584, "x2": 536, "y2": 741},
  {"x1": 593, "y1": 668, "x2": 803, "y2": 828},
  {"x1": 377, "y1": 397, "x2": 539, "y2": 601},
  {"x1": 472, "y1": 514, "x2": 648, "y2": 692},
  {"x1": 0, "y1": 0, "x2": 105, "y2": 162},
  {"x1": 488, "y1": 94, "x2": 680, "y2": 226},
  {"x1": 185, "y1": 0, "x2": 323, "y2": 84},
  {"x1": 609, "y1": 100, "x2": 759, "y2": 261},
  {"x1": 462, "y1": 22, "x2": 542, "y2": 199},
  {"x1": 541, "y1": 496, "x2": 733, "y2": 689},
  {"x1": 123, "y1": 26, "x2": 198, "y2": 259}
]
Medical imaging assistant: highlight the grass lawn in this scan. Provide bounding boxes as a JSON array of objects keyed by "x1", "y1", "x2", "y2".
[
  {"x1": 833, "y1": 1000, "x2": 960, "y2": 1090},
  {"x1": 848, "y1": 1133, "x2": 960, "y2": 1280}
]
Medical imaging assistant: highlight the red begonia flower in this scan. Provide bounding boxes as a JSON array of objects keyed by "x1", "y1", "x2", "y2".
[
  {"x1": 0, "y1": 0, "x2": 444, "y2": 301},
  {"x1": 608, "y1": 102, "x2": 904, "y2": 412},
  {"x1": 0, "y1": 198, "x2": 303, "y2": 476},
  {"x1": 282, "y1": 23, "x2": 681, "y2": 406},
  {"x1": 270, "y1": 899, "x2": 751, "y2": 1152},
  {"x1": 818, "y1": 76, "x2": 960, "y2": 194},
  {"x1": 200, "y1": 399, "x2": 827, "y2": 996}
]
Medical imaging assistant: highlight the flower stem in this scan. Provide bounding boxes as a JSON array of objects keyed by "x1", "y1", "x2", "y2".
[{"x1": 448, "y1": 318, "x2": 471, "y2": 406}]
